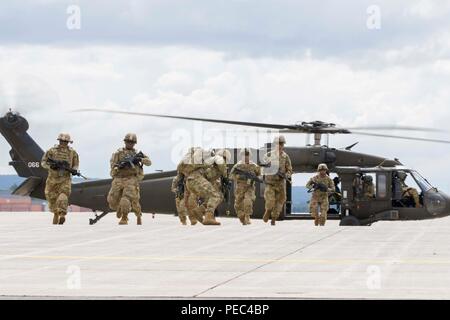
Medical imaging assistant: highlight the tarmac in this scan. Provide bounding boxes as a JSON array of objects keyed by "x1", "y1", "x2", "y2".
[{"x1": 1, "y1": 211, "x2": 450, "y2": 299}]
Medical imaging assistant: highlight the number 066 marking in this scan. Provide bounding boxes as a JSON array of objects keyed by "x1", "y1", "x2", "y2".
[{"x1": 28, "y1": 162, "x2": 40, "y2": 168}]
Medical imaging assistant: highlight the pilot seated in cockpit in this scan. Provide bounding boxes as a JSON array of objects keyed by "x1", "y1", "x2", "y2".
[
  {"x1": 396, "y1": 171, "x2": 422, "y2": 208},
  {"x1": 362, "y1": 175, "x2": 375, "y2": 199}
]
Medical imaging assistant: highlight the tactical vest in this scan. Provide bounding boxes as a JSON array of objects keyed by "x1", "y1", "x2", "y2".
[
  {"x1": 263, "y1": 151, "x2": 290, "y2": 184},
  {"x1": 46, "y1": 146, "x2": 77, "y2": 179},
  {"x1": 111, "y1": 148, "x2": 143, "y2": 179}
]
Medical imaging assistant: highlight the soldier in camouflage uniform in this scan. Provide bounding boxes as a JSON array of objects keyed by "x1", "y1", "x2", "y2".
[
  {"x1": 185, "y1": 148, "x2": 223, "y2": 226},
  {"x1": 262, "y1": 136, "x2": 293, "y2": 226},
  {"x1": 397, "y1": 171, "x2": 421, "y2": 208},
  {"x1": 362, "y1": 175, "x2": 375, "y2": 198},
  {"x1": 204, "y1": 148, "x2": 231, "y2": 211},
  {"x1": 107, "y1": 133, "x2": 151, "y2": 225},
  {"x1": 306, "y1": 163, "x2": 335, "y2": 226},
  {"x1": 230, "y1": 148, "x2": 261, "y2": 225},
  {"x1": 41, "y1": 133, "x2": 80, "y2": 225},
  {"x1": 177, "y1": 148, "x2": 205, "y2": 225}
]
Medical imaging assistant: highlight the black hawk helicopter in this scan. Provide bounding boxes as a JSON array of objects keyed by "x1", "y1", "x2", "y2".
[{"x1": 1, "y1": 109, "x2": 449, "y2": 226}]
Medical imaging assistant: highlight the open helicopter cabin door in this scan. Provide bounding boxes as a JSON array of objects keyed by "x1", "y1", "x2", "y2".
[
  {"x1": 283, "y1": 173, "x2": 341, "y2": 220},
  {"x1": 338, "y1": 167, "x2": 393, "y2": 222}
]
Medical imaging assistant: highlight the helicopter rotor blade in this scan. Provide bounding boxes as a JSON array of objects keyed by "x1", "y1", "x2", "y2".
[
  {"x1": 73, "y1": 108, "x2": 299, "y2": 130},
  {"x1": 347, "y1": 125, "x2": 444, "y2": 133},
  {"x1": 351, "y1": 131, "x2": 450, "y2": 144}
]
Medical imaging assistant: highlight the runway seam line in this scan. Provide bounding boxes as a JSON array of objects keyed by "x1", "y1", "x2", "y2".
[{"x1": 193, "y1": 228, "x2": 346, "y2": 298}]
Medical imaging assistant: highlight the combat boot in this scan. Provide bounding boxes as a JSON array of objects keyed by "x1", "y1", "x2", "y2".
[
  {"x1": 188, "y1": 214, "x2": 198, "y2": 225},
  {"x1": 58, "y1": 216, "x2": 66, "y2": 225},
  {"x1": 52, "y1": 213, "x2": 59, "y2": 225},
  {"x1": 245, "y1": 215, "x2": 251, "y2": 225},
  {"x1": 119, "y1": 214, "x2": 128, "y2": 225},
  {"x1": 203, "y1": 211, "x2": 221, "y2": 226},
  {"x1": 271, "y1": 217, "x2": 276, "y2": 226},
  {"x1": 314, "y1": 216, "x2": 319, "y2": 226},
  {"x1": 263, "y1": 210, "x2": 271, "y2": 223},
  {"x1": 319, "y1": 216, "x2": 326, "y2": 226},
  {"x1": 137, "y1": 215, "x2": 142, "y2": 225},
  {"x1": 239, "y1": 216, "x2": 247, "y2": 225}
]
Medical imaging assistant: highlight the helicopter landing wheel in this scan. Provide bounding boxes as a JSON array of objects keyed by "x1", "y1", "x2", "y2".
[{"x1": 339, "y1": 216, "x2": 361, "y2": 226}]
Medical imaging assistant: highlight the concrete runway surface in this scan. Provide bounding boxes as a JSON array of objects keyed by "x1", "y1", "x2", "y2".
[{"x1": 1, "y1": 211, "x2": 450, "y2": 299}]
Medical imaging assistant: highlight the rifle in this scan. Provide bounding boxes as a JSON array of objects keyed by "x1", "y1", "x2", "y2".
[
  {"x1": 308, "y1": 181, "x2": 328, "y2": 193},
  {"x1": 175, "y1": 175, "x2": 185, "y2": 199},
  {"x1": 276, "y1": 169, "x2": 290, "y2": 181},
  {"x1": 232, "y1": 167, "x2": 263, "y2": 184},
  {"x1": 89, "y1": 211, "x2": 109, "y2": 225},
  {"x1": 116, "y1": 151, "x2": 145, "y2": 170},
  {"x1": 47, "y1": 158, "x2": 87, "y2": 180},
  {"x1": 221, "y1": 176, "x2": 232, "y2": 203}
]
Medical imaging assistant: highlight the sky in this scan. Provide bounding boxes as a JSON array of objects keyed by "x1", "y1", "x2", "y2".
[{"x1": 0, "y1": 0, "x2": 450, "y2": 191}]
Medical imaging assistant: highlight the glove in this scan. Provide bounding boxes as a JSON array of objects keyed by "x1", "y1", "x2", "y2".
[{"x1": 50, "y1": 163, "x2": 59, "y2": 170}]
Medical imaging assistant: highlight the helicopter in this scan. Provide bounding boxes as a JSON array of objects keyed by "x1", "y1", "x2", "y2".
[{"x1": 1, "y1": 109, "x2": 450, "y2": 226}]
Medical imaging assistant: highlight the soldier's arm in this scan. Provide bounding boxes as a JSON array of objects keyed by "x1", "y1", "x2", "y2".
[
  {"x1": 229, "y1": 164, "x2": 238, "y2": 181},
  {"x1": 141, "y1": 154, "x2": 151, "y2": 166},
  {"x1": 255, "y1": 165, "x2": 261, "y2": 177},
  {"x1": 306, "y1": 177, "x2": 315, "y2": 189},
  {"x1": 285, "y1": 155, "x2": 293, "y2": 178},
  {"x1": 328, "y1": 178, "x2": 336, "y2": 193},
  {"x1": 72, "y1": 150, "x2": 80, "y2": 171},
  {"x1": 171, "y1": 177, "x2": 178, "y2": 193},
  {"x1": 41, "y1": 150, "x2": 51, "y2": 170},
  {"x1": 110, "y1": 152, "x2": 119, "y2": 170}
]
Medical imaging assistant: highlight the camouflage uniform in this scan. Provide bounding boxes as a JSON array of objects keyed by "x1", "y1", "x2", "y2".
[
  {"x1": 41, "y1": 134, "x2": 79, "y2": 225},
  {"x1": 107, "y1": 135, "x2": 151, "y2": 225},
  {"x1": 306, "y1": 165, "x2": 335, "y2": 226},
  {"x1": 262, "y1": 138, "x2": 293, "y2": 225},
  {"x1": 230, "y1": 156, "x2": 261, "y2": 225},
  {"x1": 402, "y1": 183, "x2": 421, "y2": 208},
  {"x1": 363, "y1": 181, "x2": 375, "y2": 198},
  {"x1": 171, "y1": 174, "x2": 188, "y2": 225}
]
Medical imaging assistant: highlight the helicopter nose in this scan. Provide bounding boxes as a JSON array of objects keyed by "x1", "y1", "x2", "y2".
[{"x1": 424, "y1": 191, "x2": 449, "y2": 217}]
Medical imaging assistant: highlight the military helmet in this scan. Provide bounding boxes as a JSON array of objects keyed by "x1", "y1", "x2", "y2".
[
  {"x1": 397, "y1": 171, "x2": 407, "y2": 181},
  {"x1": 124, "y1": 133, "x2": 137, "y2": 143},
  {"x1": 273, "y1": 135, "x2": 286, "y2": 145},
  {"x1": 317, "y1": 163, "x2": 328, "y2": 171},
  {"x1": 57, "y1": 133, "x2": 72, "y2": 143},
  {"x1": 240, "y1": 148, "x2": 252, "y2": 157},
  {"x1": 363, "y1": 175, "x2": 373, "y2": 183},
  {"x1": 216, "y1": 149, "x2": 232, "y2": 162}
]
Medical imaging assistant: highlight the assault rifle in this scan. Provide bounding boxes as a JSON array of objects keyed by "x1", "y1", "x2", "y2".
[
  {"x1": 233, "y1": 167, "x2": 263, "y2": 184},
  {"x1": 116, "y1": 151, "x2": 145, "y2": 169},
  {"x1": 308, "y1": 181, "x2": 328, "y2": 193},
  {"x1": 47, "y1": 158, "x2": 87, "y2": 180}
]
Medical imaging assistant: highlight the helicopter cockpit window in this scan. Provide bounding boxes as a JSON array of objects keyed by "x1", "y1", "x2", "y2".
[
  {"x1": 410, "y1": 171, "x2": 434, "y2": 192},
  {"x1": 377, "y1": 174, "x2": 387, "y2": 198},
  {"x1": 392, "y1": 171, "x2": 424, "y2": 208}
]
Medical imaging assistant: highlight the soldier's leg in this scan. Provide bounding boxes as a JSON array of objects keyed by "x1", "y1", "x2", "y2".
[
  {"x1": 45, "y1": 180, "x2": 59, "y2": 224},
  {"x1": 184, "y1": 190, "x2": 200, "y2": 225},
  {"x1": 124, "y1": 180, "x2": 141, "y2": 225},
  {"x1": 310, "y1": 196, "x2": 319, "y2": 226},
  {"x1": 107, "y1": 179, "x2": 124, "y2": 218},
  {"x1": 234, "y1": 188, "x2": 246, "y2": 225},
  {"x1": 319, "y1": 198, "x2": 329, "y2": 226},
  {"x1": 118, "y1": 197, "x2": 131, "y2": 225},
  {"x1": 176, "y1": 197, "x2": 187, "y2": 225},
  {"x1": 243, "y1": 187, "x2": 255, "y2": 225},
  {"x1": 187, "y1": 177, "x2": 221, "y2": 225},
  {"x1": 271, "y1": 184, "x2": 286, "y2": 225},
  {"x1": 56, "y1": 180, "x2": 71, "y2": 225},
  {"x1": 263, "y1": 185, "x2": 276, "y2": 223}
]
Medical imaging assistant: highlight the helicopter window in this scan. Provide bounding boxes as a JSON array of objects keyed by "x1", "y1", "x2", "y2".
[
  {"x1": 410, "y1": 171, "x2": 433, "y2": 192},
  {"x1": 354, "y1": 173, "x2": 376, "y2": 200},
  {"x1": 377, "y1": 174, "x2": 387, "y2": 198}
]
